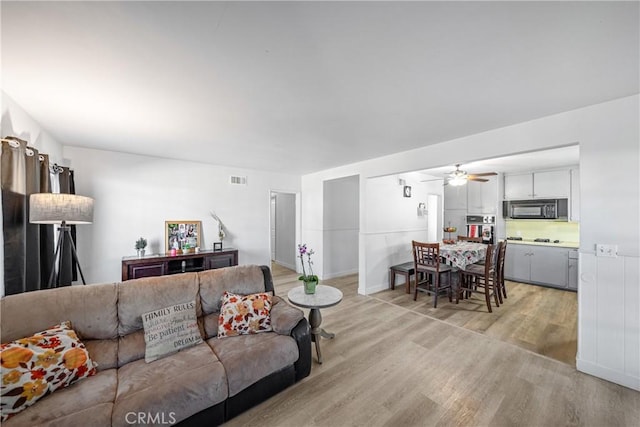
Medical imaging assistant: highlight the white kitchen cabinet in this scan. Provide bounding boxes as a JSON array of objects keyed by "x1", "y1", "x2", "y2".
[
  {"x1": 444, "y1": 184, "x2": 467, "y2": 210},
  {"x1": 504, "y1": 243, "x2": 572, "y2": 290},
  {"x1": 570, "y1": 168, "x2": 580, "y2": 221},
  {"x1": 467, "y1": 175, "x2": 498, "y2": 214},
  {"x1": 504, "y1": 169, "x2": 571, "y2": 199},
  {"x1": 534, "y1": 170, "x2": 570, "y2": 198},
  {"x1": 504, "y1": 244, "x2": 532, "y2": 283},
  {"x1": 568, "y1": 249, "x2": 579, "y2": 290},
  {"x1": 443, "y1": 209, "x2": 466, "y2": 239},
  {"x1": 504, "y1": 173, "x2": 533, "y2": 199},
  {"x1": 530, "y1": 246, "x2": 568, "y2": 288}
]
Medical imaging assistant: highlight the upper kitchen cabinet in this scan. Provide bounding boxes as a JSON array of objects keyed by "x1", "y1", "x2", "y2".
[
  {"x1": 504, "y1": 169, "x2": 571, "y2": 199},
  {"x1": 503, "y1": 173, "x2": 532, "y2": 199},
  {"x1": 467, "y1": 175, "x2": 498, "y2": 214},
  {"x1": 444, "y1": 183, "x2": 467, "y2": 210}
]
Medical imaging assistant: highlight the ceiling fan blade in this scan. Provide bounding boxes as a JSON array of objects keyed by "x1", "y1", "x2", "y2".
[
  {"x1": 468, "y1": 177, "x2": 489, "y2": 182},
  {"x1": 468, "y1": 172, "x2": 497, "y2": 177}
]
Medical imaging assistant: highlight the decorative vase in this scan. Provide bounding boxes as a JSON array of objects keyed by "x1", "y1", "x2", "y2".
[
  {"x1": 303, "y1": 279, "x2": 318, "y2": 295},
  {"x1": 137, "y1": 249, "x2": 145, "y2": 258}
]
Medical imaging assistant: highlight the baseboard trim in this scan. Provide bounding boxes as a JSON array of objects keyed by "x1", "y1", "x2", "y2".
[
  {"x1": 360, "y1": 282, "x2": 388, "y2": 295},
  {"x1": 322, "y1": 269, "x2": 358, "y2": 280},
  {"x1": 576, "y1": 358, "x2": 640, "y2": 391},
  {"x1": 273, "y1": 260, "x2": 296, "y2": 271}
]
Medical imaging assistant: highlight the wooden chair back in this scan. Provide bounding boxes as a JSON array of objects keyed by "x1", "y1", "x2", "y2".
[{"x1": 412, "y1": 241, "x2": 441, "y2": 271}]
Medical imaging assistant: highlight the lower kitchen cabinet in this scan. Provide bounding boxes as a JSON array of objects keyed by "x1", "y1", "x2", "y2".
[
  {"x1": 568, "y1": 249, "x2": 579, "y2": 290},
  {"x1": 505, "y1": 244, "x2": 573, "y2": 290}
]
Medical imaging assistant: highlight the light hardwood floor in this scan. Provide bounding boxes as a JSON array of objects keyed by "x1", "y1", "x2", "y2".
[
  {"x1": 373, "y1": 275, "x2": 578, "y2": 366},
  {"x1": 224, "y1": 265, "x2": 639, "y2": 427}
]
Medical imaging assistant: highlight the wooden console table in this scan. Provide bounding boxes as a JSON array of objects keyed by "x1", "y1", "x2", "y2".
[{"x1": 121, "y1": 248, "x2": 238, "y2": 281}]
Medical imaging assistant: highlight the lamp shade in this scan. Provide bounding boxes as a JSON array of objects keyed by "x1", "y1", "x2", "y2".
[{"x1": 29, "y1": 193, "x2": 94, "y2": 224}]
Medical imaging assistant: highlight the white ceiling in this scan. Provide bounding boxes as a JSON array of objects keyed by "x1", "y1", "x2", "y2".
[
  {"x1": 1, "y1": 1, "x2": 638, "y2": 174},
  {"x1": 417, "y1": 145, "x2": 580, "y2": 180}
]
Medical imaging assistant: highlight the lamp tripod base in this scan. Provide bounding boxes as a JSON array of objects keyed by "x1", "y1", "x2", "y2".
[{"x1": 48, "y1": 222, "x2": 87, "y2": 287}]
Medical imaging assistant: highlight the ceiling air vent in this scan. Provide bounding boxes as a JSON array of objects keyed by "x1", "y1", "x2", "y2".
[{"x1": 229, "y1": 176, "x2": 247, "y2": 185}]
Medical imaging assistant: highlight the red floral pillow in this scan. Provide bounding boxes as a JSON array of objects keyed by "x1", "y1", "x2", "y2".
[
  {"x1": 0, "y1": 321, "x2": 98, "y2": 421},
  {"x1": 217, "y1": 292, "x2": 273, "y2": 338}
]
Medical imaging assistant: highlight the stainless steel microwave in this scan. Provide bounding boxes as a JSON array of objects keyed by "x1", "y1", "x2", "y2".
[{"x1": 502, "y1": 199, "x2": 568, "y2": 220}]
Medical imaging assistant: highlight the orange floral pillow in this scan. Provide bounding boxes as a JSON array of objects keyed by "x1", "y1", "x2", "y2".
[
  {"x1": 0, "y1": 321, "x2": 98, "y2": 422},
  {"x1": 217, "y1": 292, "x2": 273, "y2": 338}
]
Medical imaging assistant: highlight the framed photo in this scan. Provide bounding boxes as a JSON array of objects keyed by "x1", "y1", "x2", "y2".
[{"x1": 165, "y1": 220, "x2": 201, "y2": 253}]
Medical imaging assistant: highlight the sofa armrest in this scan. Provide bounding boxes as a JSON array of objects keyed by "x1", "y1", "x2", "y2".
[
  {"x1": 290, "y1": 318, "x2": 311, "y2": 381},
  {"x1": 270, "y1": 296, "x2": 311, "y2": 381},
  {"x1": 270, "y1": 296, "x2": 304, "y2": 335}
]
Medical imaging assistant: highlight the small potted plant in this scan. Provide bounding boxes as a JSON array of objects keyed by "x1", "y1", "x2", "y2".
[
  {"x1": 297, "y1": 244, "x2": 318, "y2": 294},
  {"x1": 135, "y1": 237, "x2": 147, "y2": 257},
  {"x1": 182, "y1": 242, "x2": 191, "y2": 254}
]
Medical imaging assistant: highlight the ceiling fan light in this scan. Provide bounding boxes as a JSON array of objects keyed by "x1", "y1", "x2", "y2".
[{"x1": 449, "y1": 176, "x2": 467, "y2": 186}]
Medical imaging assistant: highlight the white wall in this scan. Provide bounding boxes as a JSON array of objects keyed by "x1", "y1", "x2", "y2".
[
  {"x1": 323, "y1": 175, "x2": 359, "y2": 279},
  {"x1": 301, "y1": 94, "x2": 640, "y2": 390},
  {"x1": 63, "y1": 146, "x2": 301, "y2": 284},
  {"x1": 362, "y1": 172, "x2": 438, "y2": 294},
  {"x1": 1, "y1": 91, "x2": 64, "y2": 164}
]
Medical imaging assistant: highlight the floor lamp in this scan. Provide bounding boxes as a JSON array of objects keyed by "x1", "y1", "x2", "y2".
[{"x1": 29, "y1": 193, "x2": 94, "y2": 287}]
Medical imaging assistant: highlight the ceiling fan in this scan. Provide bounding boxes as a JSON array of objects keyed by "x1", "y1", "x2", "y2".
[
  {"x1": 447, "y1": 164, "x2": 497, "y2": 186},
  {"x1": 422, "y1": 164, "x2": 497, "y2": 186}
]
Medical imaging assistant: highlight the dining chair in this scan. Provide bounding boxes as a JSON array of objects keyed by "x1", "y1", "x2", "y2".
[
  {"x1": 457, "y1": 243, "x2": 499, "y2": 312},
  {"x1": 496, "y1": 240, "x2": 508, "y2": 302},
  {"x1": 457, "y1": 235, "x2": 483, "y2": 243},
  {"x1": 412, "y1": 241, "x2": 453, "y2": 307}
]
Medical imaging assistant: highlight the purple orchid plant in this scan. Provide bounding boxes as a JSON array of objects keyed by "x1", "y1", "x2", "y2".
[{"x1": 297, "y1": 244, "x2": 318, "y2": 282}]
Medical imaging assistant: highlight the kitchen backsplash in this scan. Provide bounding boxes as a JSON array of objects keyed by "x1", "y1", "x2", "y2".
[{"x1": 505, "y1": 220, "x2": 579, "y2": 243}]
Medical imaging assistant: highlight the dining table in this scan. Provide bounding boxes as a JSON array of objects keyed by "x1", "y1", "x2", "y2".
[{"x1": 439, "y1": 241, "x2": 488, "y2": 270}]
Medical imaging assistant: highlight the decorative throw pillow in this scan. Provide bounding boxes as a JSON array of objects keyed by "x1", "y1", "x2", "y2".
[
  {"x1": 142, "y1": 300, "x2": 203, "y2": 363},
  {"x1": 0, "y1": 321, "x2": 98, "y2": 422},
  {"x1": 217, "y1": 291, "x2": 273, "y2": 338}
]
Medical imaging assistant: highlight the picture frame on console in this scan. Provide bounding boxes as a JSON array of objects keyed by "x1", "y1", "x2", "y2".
[{"x1": 165, "y1": 220, "x2": 201, "y2": 252}]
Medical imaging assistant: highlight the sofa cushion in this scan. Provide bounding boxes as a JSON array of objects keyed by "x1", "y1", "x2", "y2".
[
  {"x1": 217, "y1": 292, "x2": 272, "y2": 338},
  {"x1": 112, "y1": 342, "x2": 227, "y2": 427},
  {"x1": 142, "y1": 300, "x2": 203, "y2": 362},
  {"x1": 202, "y1": 313, "x2": 219, "y2": 339},
  {"x1": 83, "y1": 339, "x2": 118, "y2": 371},
  {"x1": 1, "y1": 322, "x2": 98, "y2": 422},
  {"x1": 198, "y1": 265, "x2": 267, "y2": 316},
  {"x1": 1, "y1": 370, "x2": 116, "y2": 427},
  {"x1": 117, "y1": 273, "x2": 201, "y2": 336},
  {"x1": 207, "y1": 333, "x2": 299, "y2": 397},
  {"x1": 0, "y1": 283, "x2": 118, "y2": 343},
  {"x1": 117, "y1": 331, "x2": 146, "y2": 367}
]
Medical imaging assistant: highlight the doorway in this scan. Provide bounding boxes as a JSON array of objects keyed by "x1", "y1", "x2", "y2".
[{"x1": 270, "y1": 191, "x2": 296, "y2": 271}]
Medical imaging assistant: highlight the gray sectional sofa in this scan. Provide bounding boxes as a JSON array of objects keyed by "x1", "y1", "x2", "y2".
[{"x1": 0, "y1": 265, "x2": 311, "y2": 426}]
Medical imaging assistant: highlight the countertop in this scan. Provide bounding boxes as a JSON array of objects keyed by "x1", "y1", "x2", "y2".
[{"x1": 505, "y1": 239, "x2": 579, "y2": 249}]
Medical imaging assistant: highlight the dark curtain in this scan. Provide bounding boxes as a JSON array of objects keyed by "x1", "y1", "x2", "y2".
[
  {"x1": 1, "y1": 137, "x2": 67, "y2": 295},
  {"x1": 39, "y1": 154, "x2": 54, "y2": 288}
]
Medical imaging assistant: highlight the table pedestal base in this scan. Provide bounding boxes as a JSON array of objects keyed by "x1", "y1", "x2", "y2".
[{"x1": 309, "y1": 308, "x2": 335, "y2": 364}]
